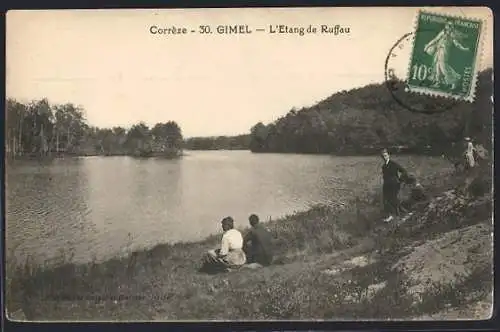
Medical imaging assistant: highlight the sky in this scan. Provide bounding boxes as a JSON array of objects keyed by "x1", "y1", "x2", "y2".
[{"x1": 6, "y1": 7, "x2": 493, "y2": 138}]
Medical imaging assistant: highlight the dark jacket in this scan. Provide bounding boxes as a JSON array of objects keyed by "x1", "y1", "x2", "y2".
[
  {"x1": 410, "y1": 185, "x2": 427, "y2": 202},
  {"x1": 382, "y1": 160, "x2": 407, "y2": 186},
  {"x1": 244, "y1": 224, "x2": 274, "y2": 265}
]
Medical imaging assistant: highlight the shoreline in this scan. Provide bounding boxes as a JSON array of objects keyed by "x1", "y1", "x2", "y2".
[
  {"x1": 5, "y1": 148, "x2": 447, "y2": 162},
  {"x1": 4, "y1": 151, "x2": 186, "y2": 162},
  {"x1": 5, "y1": 154, "x2": 455, "y2": 268},
  {"x1": 6, "y1": 160, "x2": 493, "y2": 321}
]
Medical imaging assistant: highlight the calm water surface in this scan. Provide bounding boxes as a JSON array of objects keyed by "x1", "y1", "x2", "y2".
[{"x1": 6, "y1": 150, "x2": 452, "y2": 265}]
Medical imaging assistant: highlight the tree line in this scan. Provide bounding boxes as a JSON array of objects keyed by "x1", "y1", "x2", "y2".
[
  {"x1": 249, "y1": 68, "x2": 492, "y2": 155},
  {"x1": 183, "y1": 135, "x2": 251, "y2": 150},
  {"x1": 5, "y1": 98, "x2": 184, "y2": 159},
  {"x1": 6, "y1": 68, "x2": 492, "y2": 158}
]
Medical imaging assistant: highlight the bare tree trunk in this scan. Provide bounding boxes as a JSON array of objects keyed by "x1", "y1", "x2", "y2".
[
  {"x1": 67, "y1": 127, "x2": 70, "y2": 151},
  {"x1": 6, "y1": 129, "x2": 11, "y2": 156},
  {"x1": 48, "y1": 129, "x2": 54, "y2": 156},
  {"x1": 31, "y1": 116, "x2": 38, "y2": 154},
  {"x1": 18, "y1": 118, "x2": 23, "y2": 156},
  {"x1": 12, "y1": 134, "x2": 17, "y2": 157},
  {"x1": 66, "y1": 126, "x2": 71, "y2": 153},
  {"x1": 40, "y1": 123, "x2": 48, "y2": 156}
]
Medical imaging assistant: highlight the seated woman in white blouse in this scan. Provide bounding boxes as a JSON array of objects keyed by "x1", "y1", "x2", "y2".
[{"x1": 201, "y1": 216, "x2": 247, "y2": 273}]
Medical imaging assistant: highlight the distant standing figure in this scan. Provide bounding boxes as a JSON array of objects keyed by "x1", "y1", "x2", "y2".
[
  {"x1": 201, "y1": 217, "x2": 246, "y2": 273},
  {"x1": 474, "y1": 143, "x2": 489, "y2": 161},
  {"x1": 464, "y1": 137, "x2": 476, "y2": 169},
  {"x1": 380, "y1": 149, "x2": 408, "y2": 222},
  {"x1": 243, "y1": 214, "x2": 274, "y2": 267}
]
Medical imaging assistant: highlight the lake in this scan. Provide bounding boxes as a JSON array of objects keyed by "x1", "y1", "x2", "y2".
[{"x1": 5, "y1": 150, "x2": 452, "y2": 265}]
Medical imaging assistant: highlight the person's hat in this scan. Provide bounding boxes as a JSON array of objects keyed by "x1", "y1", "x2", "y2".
[{"x1": 465, "y1": 137, "x2": 471, "y2": 141}]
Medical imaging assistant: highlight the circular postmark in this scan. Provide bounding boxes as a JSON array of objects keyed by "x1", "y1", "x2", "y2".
[{"x1": 384, "y1": 30, "x2": 463, "y2": 114}]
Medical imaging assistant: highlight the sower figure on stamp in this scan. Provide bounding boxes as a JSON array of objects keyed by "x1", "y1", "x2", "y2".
[
  {"x1": 380, "y1": 148, "x2": 409, "y2": 222},
  {"x1": 200, "y1": 217, "x2": 246, "y2": 273},
  {"x1": 424, "y1": 21, "x2": 470, "y2": 90}
]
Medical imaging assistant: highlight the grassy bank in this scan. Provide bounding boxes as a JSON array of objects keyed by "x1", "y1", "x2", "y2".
[{"x1": 6, "y1": 159, "x2": 493, "y2": 321}]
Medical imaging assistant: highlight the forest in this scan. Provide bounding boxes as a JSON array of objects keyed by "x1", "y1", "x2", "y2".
[
  {"x1": 5, "y1": 99, "x2": 184, "y2": 159},
  {"x1": 183, "y1": 135, "x2": 251, "y2": 151},
  {"x1": 6, "y1": 68, "x2": 492, "y2": 158},
  {"x1": 249, "y1": 68, "x2": 492, "y2": 155}
]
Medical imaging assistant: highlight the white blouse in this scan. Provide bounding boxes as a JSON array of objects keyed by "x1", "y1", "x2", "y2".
[{"x1": 219, "y1": 229, "x2": 243, "y2": 256}]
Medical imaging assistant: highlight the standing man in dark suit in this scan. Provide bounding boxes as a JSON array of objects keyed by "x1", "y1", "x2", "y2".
[{"x1": 380, "y1": 148, "x2": 408, "y2": 222}]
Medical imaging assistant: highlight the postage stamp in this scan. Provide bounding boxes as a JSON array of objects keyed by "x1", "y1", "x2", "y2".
[{"x1": 406, "y1": 11, "x2": 484, "y2": 102}]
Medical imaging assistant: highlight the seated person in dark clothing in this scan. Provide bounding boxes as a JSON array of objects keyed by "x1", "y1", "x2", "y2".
[
  {"x1": 401, "y1": 174, "x2": 428, "y2": 210},
  {"x1": 243, "y1": 214, "x2": 274, "y2": 266}
]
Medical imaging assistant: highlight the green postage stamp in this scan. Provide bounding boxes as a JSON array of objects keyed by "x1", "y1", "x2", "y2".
[{"x1": 406, "y1": 11, "x2": 484, "y2": 102}]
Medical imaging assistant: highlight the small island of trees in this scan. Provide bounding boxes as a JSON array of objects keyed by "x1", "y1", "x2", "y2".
[{"x1": 5, "y1": 99, "x2": 184, "y2": 159}]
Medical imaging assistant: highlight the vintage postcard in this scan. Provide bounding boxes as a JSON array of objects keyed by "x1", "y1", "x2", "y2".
[{"x1": 5, "y1": 7, "x2": 493, "y2": 322}]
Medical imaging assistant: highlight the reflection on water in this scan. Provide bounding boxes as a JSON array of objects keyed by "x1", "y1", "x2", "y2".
[
  {"x1": 5, "y1": 151, "x2": 453, "y2": 265},
  {"x1": 6, "y1": 158, "x2": 94, "y2": 264}
]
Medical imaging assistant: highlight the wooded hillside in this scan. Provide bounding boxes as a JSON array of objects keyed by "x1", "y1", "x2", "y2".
[{"x1": 249, "y1": 69, "x2": 492, "y2": 155}]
